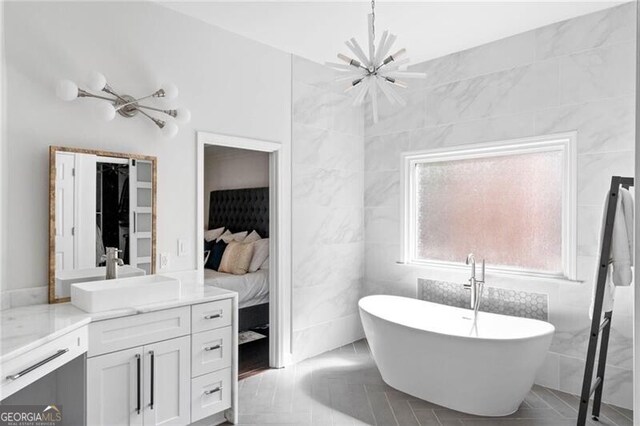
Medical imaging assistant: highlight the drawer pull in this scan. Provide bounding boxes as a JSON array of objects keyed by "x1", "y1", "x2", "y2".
[
  {"x1": 204, "y1": 386, "x2": 222, "y2": 395},
  {"x1": 5, "y1": 349, "x2": 69, "y2": 381},
  {"x1": 204, "y1": 344, "x2": 222, "y2": 352},
  {"x1": 204, "y1": 313, "x2": 222, "y2": 320}
]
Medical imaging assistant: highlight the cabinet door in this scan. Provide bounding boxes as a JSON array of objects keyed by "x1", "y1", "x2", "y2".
[
  {"x1": 143, "y1": 336, "x2": 191, "y2": 426},
  {"x1": 87, "y1": 347, "x2": 144, "y2": 426}
]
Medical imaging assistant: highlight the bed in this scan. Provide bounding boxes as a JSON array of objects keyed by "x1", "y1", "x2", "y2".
[
  {"x1": 203, "y1": 269, "x2": 269, "y2": 309},
  {"x1": 205, "y1": 187, "x2": 270, "y2": 331}
]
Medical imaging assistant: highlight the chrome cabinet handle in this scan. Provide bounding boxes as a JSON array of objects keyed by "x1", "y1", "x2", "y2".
[
  {"x1": 5, "y1": 349, "x2": 69, "y2": 381},
  {"x1": 136, "y1": 354, "x2": 141, "y2": 415},
  {"x1": 204, "y1": 344, "x2": 222, "y2": 352},
  {"x1": 149, "y1": 350, "x2": 155, "y2": 410},
  {"x1": 204, "y1": 386, "x2": 222, "y2": 395},
  {"x1": 204, "y1": 313, "x2": 222, "y2": 320}
]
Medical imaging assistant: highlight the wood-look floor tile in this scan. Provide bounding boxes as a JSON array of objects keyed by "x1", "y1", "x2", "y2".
[
  {"x1": 353, "y1": 339, "x2": 370, "y2": 354},
  {"x1": 366, "y1": 388, "x2": 399, "y2": 426},
  {"x1": 410, "y1": 409, "x2": 441, "y2": 426},
  {"x1": 388, "y1": 399, "x2": 420, "y2": 426},
  {"x1": 238, "y1": 411, "x2": 312, "y2": 424}
]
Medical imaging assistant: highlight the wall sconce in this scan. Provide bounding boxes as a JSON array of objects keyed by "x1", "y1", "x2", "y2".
[{"x1": 56, "y1": 71, "x2": 191, "y2": 138}]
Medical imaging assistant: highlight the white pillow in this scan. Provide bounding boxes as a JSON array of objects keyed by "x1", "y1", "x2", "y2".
[
  {"x1": 204, "y1": 227, "x2": 225, "y2": 242},
  {"x1": 244, "y1": 230, "x2": 262, "y2": 243},
  {"x1": 249, "y1": 238, "x2": 269, "y2": 273},
  {"x1": 259, "y1": 255, "x2": 269, "y2": 270},
  {"x1": 221, "y1": 230, "x2": 248, "y2": 243},
  {"x1": 216, "y1": 229, "x2": 231, "y2": 242}
]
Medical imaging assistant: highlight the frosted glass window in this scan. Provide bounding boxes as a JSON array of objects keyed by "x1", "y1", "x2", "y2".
[{"x1": 413, "y1": 150, "x2": 564, "y2": 274}]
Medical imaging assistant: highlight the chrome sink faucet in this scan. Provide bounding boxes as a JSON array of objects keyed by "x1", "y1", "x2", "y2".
[
  {"x1": 104, "y1": 247, "x2": 124, "y2": 280},
  {"x1": 464, "y1": 253, "x2": 485, "y2": 312}
]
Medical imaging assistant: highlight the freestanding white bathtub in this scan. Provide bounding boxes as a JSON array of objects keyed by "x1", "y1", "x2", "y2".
[{"x1": 359, "y1": 295, "x2": 555, "y2": 416}]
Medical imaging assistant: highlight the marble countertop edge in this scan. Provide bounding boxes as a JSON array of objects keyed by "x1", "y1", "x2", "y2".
[{"x1": 1, "y1": 270, "x2": 238, "y2": 363}]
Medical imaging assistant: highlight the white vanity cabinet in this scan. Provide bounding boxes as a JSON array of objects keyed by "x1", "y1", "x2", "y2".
[
  {"x1": 86, "y1": 336, "x2": 190, "y2": 426},
  {"x1": 85, "y1": 298, "x2": 237, "y2": 426}
]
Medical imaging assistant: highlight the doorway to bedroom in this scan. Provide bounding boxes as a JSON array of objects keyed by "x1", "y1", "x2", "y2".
[
  {"x1": 203, "y1": 145, "x2": 270, "y2": 379},
  {"x1": 197, "y1": 131, "x2": 291, "y2": 380}
]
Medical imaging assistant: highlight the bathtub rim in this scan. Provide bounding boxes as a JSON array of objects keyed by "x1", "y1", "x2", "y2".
[{"x1": 359, "y1": 294, "x2": 555, "y2": 343}]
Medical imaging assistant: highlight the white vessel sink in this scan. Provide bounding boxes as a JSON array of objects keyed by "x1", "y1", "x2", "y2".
[
  {"x1": 56, "y1": 266, "x2": 145, "y2": 298},
  {"x1": 71, "y1": 275, "x2": 181, "y2": 313}
]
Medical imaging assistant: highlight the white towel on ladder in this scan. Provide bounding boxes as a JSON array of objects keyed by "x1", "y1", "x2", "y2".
[{"x1": 589, "y1": 187, "x2": 634, "y2": 319}]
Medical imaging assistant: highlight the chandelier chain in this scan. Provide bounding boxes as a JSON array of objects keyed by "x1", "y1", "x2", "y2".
[{"x1": 371, "y1": 0, "x2": 376, "y2": 44}]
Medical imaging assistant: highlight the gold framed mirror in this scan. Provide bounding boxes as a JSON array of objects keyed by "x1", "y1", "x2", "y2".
[{"x1": 49, "y1": 146, "x2": 157, "y2": 303}]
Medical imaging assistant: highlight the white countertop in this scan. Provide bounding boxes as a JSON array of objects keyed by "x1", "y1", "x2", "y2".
[{"x1": 1, "y1": 270, "x2": 237, "y2": 363}]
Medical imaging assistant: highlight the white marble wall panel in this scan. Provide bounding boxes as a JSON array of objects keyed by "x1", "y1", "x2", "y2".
[
  {"x1": 577, "y1": 151, "x2": 635, "y2": 206},
  {"x1": 293, "y1": 243, "x2": 364, "y2": 289},
  {"x1": 292, "y1": 313, "x2": 364, "y2": 363},
  {"x1": 293, "y1": 278, "x2": 363, "y2": 330},
  {"x1": 558, "y1": 354, "x2": 633, "y2": 410},
  {"x1": 577, "y1": 206, "x2": 602, "y2": 256},
  {"x1": 535, "y1": 2, "x2": 635, "y2": 60},
  {"x1": 422, "y1": 59, "x2": 560, "y2": 128},
  {"x1": 364, "y1": 206, "x2": 400, "y2": 245},
  {"x1": 414, "y1": 31, "x2": 536, "y2": 87},
  {"x1": 365, "y1": 89, "x2": 427, "y2": 136},
  {"x1": 364, "y1": 171, "x2": 401, "y2": 208},
  {"x1": 363, "y1": 3, "x2": 635, "y2": 409},
  {"x1": 560, "y1": 41, "x2": 635, "y2": 105},
  {"x1": 535, "y1": 96, "x2": 635, "y2": 155},
  {"x1": 293, "y1": 205, "x2": 364, "y2": 246},
  {"x1": 1, "y1": 287, "x2": 48, "y2": 309},
  {"x1": 291, "y1": 56, "x2": 365, "y2": 360},
  {"x1": 293, "y1": 167, "x2": 364, "y2": 207},
  {"x1": 293, "y1": 124, "x2": 363, "y2": 171}
]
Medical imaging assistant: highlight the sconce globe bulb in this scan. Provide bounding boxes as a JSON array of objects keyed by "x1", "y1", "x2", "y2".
[
  {"x1": 95, "y1": 102, "x2": 116, "y2": 121},
  {"x1": 162, "y1": 121, "x2": 179, "y2": 138},
  {"x1": 161, "y1": 83, "x2": 179, "y2": 100},
  {"x1": 175, "y1": 107, "x2": 191, "y2": 124},
  {"x1": 87, "y1": 71, "x2": 107, "y2": 92},
  {"x1": 56, "y1": 80, "x2": 79, "y2": 101}
]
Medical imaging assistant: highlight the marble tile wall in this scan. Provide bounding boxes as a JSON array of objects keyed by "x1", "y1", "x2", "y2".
[
  {"x1": 364, "y1": 2, "x2": 636, "y2": 409},
  {"x1": 291, "y1": 56, "x2": 366, "y2": 362}
]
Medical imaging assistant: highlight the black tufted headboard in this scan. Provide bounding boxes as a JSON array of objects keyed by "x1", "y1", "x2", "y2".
[{"x1": 208, "y1": 187, "x2": 269, "y2": 238}]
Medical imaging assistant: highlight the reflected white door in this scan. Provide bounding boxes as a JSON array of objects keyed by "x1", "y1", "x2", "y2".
[
  {"x1": 54, "y1": 152, "x2": 75, "y2": 271},
  {"x1": 129, "y1": 159, "x2": 153, "y2": 274}
]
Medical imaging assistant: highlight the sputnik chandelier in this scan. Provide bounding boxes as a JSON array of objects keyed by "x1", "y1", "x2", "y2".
[
  {"x1": 56, "y1": 72, "x2": 191, "y2": 138},
  {"x1": 328, "y1": 0, "x2": 426, "y2": 123}
]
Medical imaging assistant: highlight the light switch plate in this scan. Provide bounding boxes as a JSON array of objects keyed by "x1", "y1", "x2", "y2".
[
  {"x1": 178, "y1": 239, "x2": 187, "y2": 257},
  {"x1": 160, "y1": 253, "x2": 169, "y2": 269}
]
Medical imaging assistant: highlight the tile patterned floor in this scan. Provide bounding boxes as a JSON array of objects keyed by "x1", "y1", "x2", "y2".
[{"x1": 227, "y1": 339, "x2": 634, "y2": 426}]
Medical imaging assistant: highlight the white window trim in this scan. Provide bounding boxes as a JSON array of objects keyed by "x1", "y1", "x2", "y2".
[{"x1": 400, "y1": 132, "x2": 577, "y2": 281}]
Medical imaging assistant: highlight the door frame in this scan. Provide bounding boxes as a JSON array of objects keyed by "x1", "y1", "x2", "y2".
[{"x1": 196, "y1": 131, "x2": 292, "y2": 368}]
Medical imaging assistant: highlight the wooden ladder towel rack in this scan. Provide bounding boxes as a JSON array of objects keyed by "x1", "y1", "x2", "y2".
[{"x1": 577, "y1": 175, "x2": 634, "y2": 425}]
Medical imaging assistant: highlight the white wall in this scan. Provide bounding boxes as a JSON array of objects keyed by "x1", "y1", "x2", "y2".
[
  {"x1": 203, "y1": 149, "x2": 269, "y2": 229},
  {"x1": 364, "y1": 2, "x2": 635, "y2": 409},
  {"x1": 1, "y1": 1, "x2": 292, "y2": 306}
]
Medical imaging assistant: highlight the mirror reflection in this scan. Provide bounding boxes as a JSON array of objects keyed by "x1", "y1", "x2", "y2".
[{"x1": 50, "y1": 147, "x2": 156, "y2": 301}]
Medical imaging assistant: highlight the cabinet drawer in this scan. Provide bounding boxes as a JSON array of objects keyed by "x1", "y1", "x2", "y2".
[
  {"x1": 191, "y1": 368, "x2": 231, "y2": 422},
  {"x1": 191, "y1": 327, "x2": 232, "y2": 378},
  {"x1": 1, "y1": 326, "x2": 88, "y2": 400},
  {"x1": 191, "y1": 299, "x2": 232, "y2": 333},
  {"x1": 88, "y1": 307, "x2": 190, "y2": 357}
]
